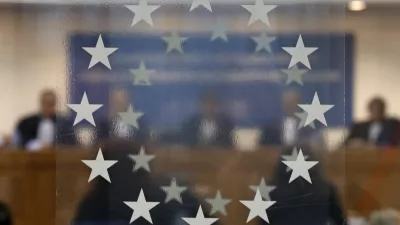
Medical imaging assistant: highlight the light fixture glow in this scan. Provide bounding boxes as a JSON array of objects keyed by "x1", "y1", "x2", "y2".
[{"x1": 348, "y1": 0, "x2": 367, "y2": 11}]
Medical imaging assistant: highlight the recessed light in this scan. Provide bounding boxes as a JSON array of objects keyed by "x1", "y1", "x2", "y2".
[{"x1": 348, "y1": 0, "x2": 367, "y2": 11}]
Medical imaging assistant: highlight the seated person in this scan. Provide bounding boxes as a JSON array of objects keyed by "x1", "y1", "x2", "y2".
[
  {"x1": 346, "y1": 97, "x2": 400, "y2": 148},
  {"x1": 0, "y1": 201, "x2": 12, "y2": 225},
  {"x1": 14, "y1": 89, "x2": 75, "y2": 150},
  {"x1": 73, "y1": 142, "x2": 214, "y2": 225},
  {"x1": 181, "y1": 91, "x2": 234, "y2": 149},
  {"x1": 264, "y1": 148, "x2": 347, "y2": 225},
  {"x1": 259, "y1": 90, "x2": 322, "y2": 148},
  {"x1": 96, "y1": 88, "x2": 149, "y2": 145}
]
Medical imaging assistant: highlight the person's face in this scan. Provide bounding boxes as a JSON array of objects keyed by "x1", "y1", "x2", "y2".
[
  {"x1": 111, "y1": 91, "x2": 130, "y2": 112},
  {"x1": 41, "y1": 93, "x2": 57, "y2": 117},
  {"x1": 202, "y1": 100, "x2": 218, "y2": 118},
  {"x1": 369, "y1": 102, "x2": 384, "y2": 121},
  {"x1": 283, "y1": 92, "x2": 300, "y2": 115}
]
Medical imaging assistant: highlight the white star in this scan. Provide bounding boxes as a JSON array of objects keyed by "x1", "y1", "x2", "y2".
[
  {"x1": 182, "y1": 206, "x2": 218, "y2": 225},
  {"x1": 67, "y1": 92, "x2": 103, "y2": 126},
  {"x1": 190, "y1": 0, "x2": 212, "y2": 12},
  {"x1": 281, "y1": 65, "x2": 308, "y2": 85},
  {"x1": 129, "y1": 147, "x2": 155, "y2": 172},
  {"x1": 161, "y1": 178, "x2": 188, "y2": 203},
  {"x1": 242, "y1": 0, "x2": 277, "y2": 27},
  {"x1": 211, "y1": 19, "x2": 228, "y2": 42},
  {"x1": 240, "y1": 189, "x2": 276, "y2": 223},
  {"x1": 295, "y1": 111, "x2": 316, "y2": 130},
  {"x1": 118, "y1": 104, "x2": 144, "y2": 129},
  {"x1": 124, "y1": 189, "x2": 159, "y2": 224},
  {"x1": 205, "y1": 190, "x2": 232, "y2": 216},
  {"x1": 282, "y1": 35, "x2": 318, "y2": 69},
  {"x1": 82, "y1": 149, "x2": 117, "y2": 183},
  {"x1": 249, "y1": 177, "x2": 276, "y2": 200},
  {"x1": 162, "y1": 31, "x2": 188, "y2": 53},
  {"x1": 251, "y1": 33, "x2": 276, "y2": 53},
  {"x1": 82, "y1": 34, "x2": 118, "y2": 70},
  {"x1": 298, "y1": 92, "x2": 334, "y2": 126},
  {"x1": 125, "y1": 0, "x2": 160, "y2": 27},
  {"x1": 282, "y1": 149, "x2": 318, "y2": 183},
  {"x1": 130, "y1": 61, "x2": 155, "y2": 86},
  {"x1": 281, "y1": 147, "x2": 309, "y2": 172}
]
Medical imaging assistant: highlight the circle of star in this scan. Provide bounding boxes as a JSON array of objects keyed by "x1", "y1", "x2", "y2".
[
  {"x1": 205, "y1": 190, "x2": 232, "y2": 216},
  {"x1": 282, "y1": 34, "x2": 318, "y2": 69},
  {"x1": 281, "y1": 148, "x2": 309, "y2": 172},
  {"x1": 182, "y1": 206, "x2": 218, "y2": 225},
  {"x1": 67, "y1": 91, "x2": 103, "y2": 126},
  {"x1": 242, "y1": 0, "x2": 277, "y2": 27},
  {"x1": 240, "y1": 189, "x2": 276, "y2": 223},
  {"x1": 282, "y1": 149, "x2": 319, "y2": 183},
  {"x1": 130, "y1": 61, "x2": 155, "y2": 86},
  {"x1": 118, "y1": 104, "x2": 144, "y2": 129},
  {"x1": 81, "y1": 149, "x2": 117, "y2": 183},
  {"x1": 125, "y1": 0, "x2": 160, "y2": 27},
  {"x1": 251, "y1": 33, "x2": 276, "y2": 53},
  {"x1": 82, "y1": 34, "x2": 118, "y2": 70},
  {"x1": 298, "y1": 92, "x2": 334, "y2": 126},
  {"x1": 249, "y1": 177, "x2": 276, "y2": 201},
  {"x1": 162, "y1": 31, "x2": 188, "y2": 53},
  {"x1": 161, "y1": 178, "x2": 188, "y2": 203},
  {"x1": 128, "y1": 147, "x2": 156, "y2": 172},
  {"x1": 281, "y1": 65, "x2": 309, "y2": 85},
  {"x1": 124, "y1": 189, "x2": 159, "y2": 224},
  {"x1": 190, "y1": 0, "x2": 212, "y2": 12}
]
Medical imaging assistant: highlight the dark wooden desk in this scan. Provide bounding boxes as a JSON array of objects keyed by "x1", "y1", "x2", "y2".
[{"x1": 0, "y1": 149, "x2": 399, "y2": 225}]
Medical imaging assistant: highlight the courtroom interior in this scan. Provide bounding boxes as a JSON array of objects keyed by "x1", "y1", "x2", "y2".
[{"x1": 1, "y1": 0, "x2": 400, "y2": 225}]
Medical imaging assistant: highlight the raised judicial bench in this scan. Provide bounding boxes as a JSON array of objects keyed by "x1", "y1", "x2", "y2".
[{"x1": 0, "y1": 149, "x2": 400, "y2": 225}]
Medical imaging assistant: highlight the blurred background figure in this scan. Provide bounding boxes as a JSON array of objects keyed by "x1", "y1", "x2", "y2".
[
  {"x1": 369, "y1": 209, "x2": 400, "y2": 225},
  {"x1": 259, "y1": 90, "x2": 322, "y2": 148},
  {"x1": 0, "y1": 201, "x2": 12, "y2": 225},
  {"x1": 181, "y1": 91, "x2": 234, "y2": 149},
  {"x1": 96, "y1": 88, "x2": 149, "y2": 145},
  {"x1": 265, "y1": 148, "x2": 347, "y2": 225},
  {"x1": 346, "y1": 97, "x2": 400, "y2": 148}
]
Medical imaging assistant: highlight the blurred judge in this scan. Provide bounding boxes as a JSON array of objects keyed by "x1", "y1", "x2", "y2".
[
  {"x1": 181, "y1": 91, "x2": 234, "y2": 148},
  {"x1": 14, "y1": 89, "x2": 74, "y2": 150},
  {"x1": 346, "y1": 97, "x2": 400, "y2": 148},
  {"x1": 96, "y1": 88, "x2": 149, "y2": 145},
  {"x1": 259, "y1": 90, "x2": 320, "y2": 147}
]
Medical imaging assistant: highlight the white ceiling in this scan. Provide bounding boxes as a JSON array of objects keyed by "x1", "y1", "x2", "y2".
[{"x1": 0, "y1": 0, "x2": 400, "y2": 5}]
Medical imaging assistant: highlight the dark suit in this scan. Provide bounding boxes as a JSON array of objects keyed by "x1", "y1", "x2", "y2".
[
  {"x1": 15, "y1": 114, "x2": 76, "y2": 148},
  {"x1": 96, "y1": 116, "x2": 150, "y2": 145},
  {"x1": 181, "y1": 114, "x2": 234, "y2": 148},
  {"x1": 346, "y1": 118, "x2": 400, "y2": 147},
  {"x1": 0, "y1": 201, "x2": 12, "y2": 225}
]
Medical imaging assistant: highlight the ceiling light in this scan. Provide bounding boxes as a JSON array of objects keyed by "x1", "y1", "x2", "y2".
[{"x1": 348, "y1": 0, "x2": 367, "y2": 11}]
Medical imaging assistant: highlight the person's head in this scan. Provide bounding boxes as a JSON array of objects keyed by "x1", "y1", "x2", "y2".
[
  {"x1": 200, "y1": 91, "x2": 219, "y2": 119},
  {"x1": 282, "y1": 89, "x2": 301, "y2": 115},
  {"x1": 369, "y1": 209, "x2": 400, "y2": 225},
  {"x1": 109, "y1": 88, "x2": 130, "y2": 115},
  {"x1": 40, "y1": 89, "x2": 57, "y2": 118},
  {"x1": 368, "y1": 97, "x2": 386, "y2": 121}
]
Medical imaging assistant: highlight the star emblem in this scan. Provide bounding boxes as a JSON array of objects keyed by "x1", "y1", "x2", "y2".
[
  {"x1": 282, "y1": 149, "x2": 318, "y2": 183},
  {"x1": 161, "y1": 178, "x2": 188, "y2": 203},
  {"x1": 205, "y1": 190, "x2": 232, "y2": 216},
  {"x1": 281, "y1": 147, "x2": 309, "y2": 172},
  {"x1": 242, "y1": 0, "x2": 277, "y2": 27},
  {"x1": 118, "y1": 104, "x2": 144, "y2": 129},
  {"x1": 295, "y1": 111, "x2": 316, "y2": 130},
  {"x1": 130, "y1": 61, "x2": 155, "y2": 86},
  {"x1": 81, "y1": 149, "x2": 117, "y2": 183},
  {"x1": 124, "y1": 189, "x2": 159, "y2": 224},
  {"x1": 128, "y1": 147, "x2": 155, "y2": 172},
  {"x1": 190, "y1": 0, "x2": 212, "y2": 12},
  {"x1": 67, "y1": 92, "x2": 103, "y2": 126},
  {"x1": 125, "y1": 0, "x2": 160, "y2": 27},
  {"x1": 211, "y1": 19, "x2": 229, "y2": 42},
  {"x1": 298, "y1": 92, "x2": 334, "y2": 126},
  {"x1": 282, "y1": 34, "x2": 318, "y2": 69},
  {"x1": 182, "y1": 206, "x2": 218, "y2": 225},
  {"x1": 251, "y1": 33, "x2": 276, "y2": 53},
  {"x1": 249, "y1": 177, "x2": 276, "y2": 200},
  {"x1": 240, "y1": 189, "x2": 276, "y2": 223},
  {"x1": 281, "y1": 65, "x2": 309, "y2": 85},
  {"x1": 162, "y1": 31, "x2": 188, "y2": 53},
  {"x1": 82, "y1": 34, "x2": 118, "y2": 69}
]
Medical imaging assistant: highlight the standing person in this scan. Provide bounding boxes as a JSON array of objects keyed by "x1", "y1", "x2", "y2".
[{"x1": 181, "y1": 91, "x2": 234, "y2": 149}]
